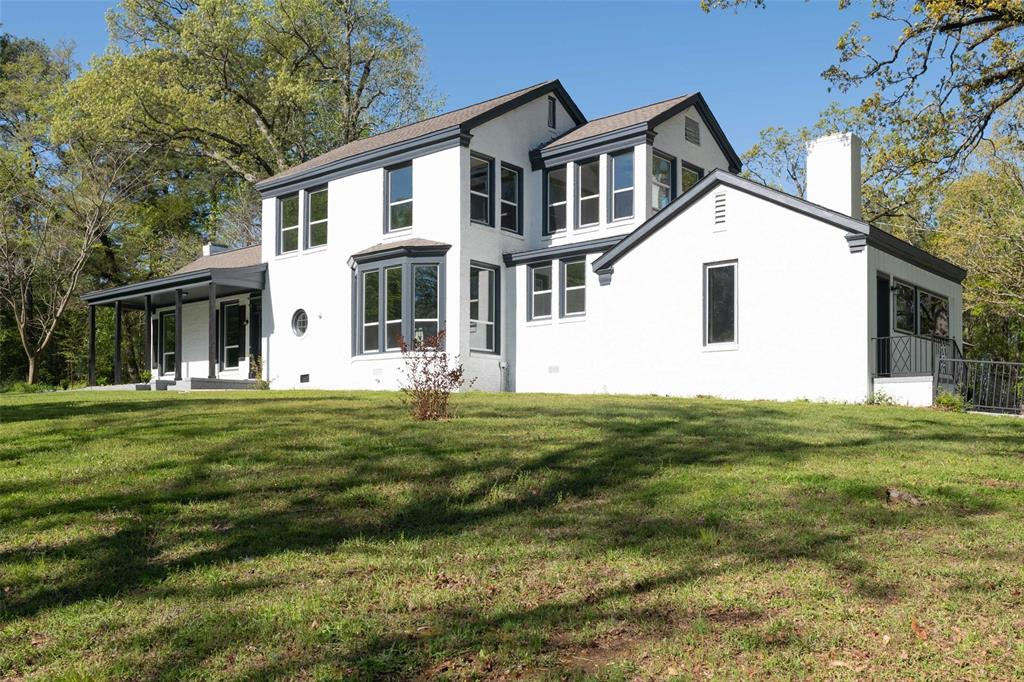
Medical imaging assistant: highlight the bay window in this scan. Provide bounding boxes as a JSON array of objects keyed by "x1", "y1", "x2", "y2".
[
  {"x1": 413, "y1": 264, "x2": 439, "y2": 344},
  {"x1": 609, "y1": 150, "x2": 634, "y2": 221},
  {"x1": 385, "y1": 266, "x2": 403, "y2": 350},
  {"x1": 545, "y1": 167, "x2": 567, "y2": 234},
  {"x1": 577, "y1": 158, "x2": 600, "y2": 227},
  {"x1": 355, "y1": 253, "x2": 446, "y2": 354},
  {"x1": 705, "y1": 261, "x2": 737, "y2": 345}
]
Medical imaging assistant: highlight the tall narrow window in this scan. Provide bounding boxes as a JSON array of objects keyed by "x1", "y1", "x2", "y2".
[
  {"x1": 652, "y1": 153, "x2": 674, "y2": 211},
  {"x1": 546, "y1": 167, "x2": 567, "y2": 234},
  {"x1": 385, "y1": 265, "x2": 404, "y2": 349},
  {"x1": 705, "y1": 261, "x2": 737, "y2": 345},
  {"x1": 363, "y1": 271, "x2": 380, "y2": 352},
  {"x1": 547, "y1": 96, "x2": 556, "y2": 129},
  {"x1": 894, "y1": 281, "x2": 916, "y2": 334},
  {"x1": 470, "y1": 265, "x2": 497, "y2": 352},
  {"x1": 413, "y1": 264, "x2": 439, "y2": 346},
  {"x1": 681, "y1": 163, "x2": 703, "y2": 193},
  {"x1": 160, "y1": 312, "x2": 176, "y2": 375},
  {"x1": 610, "y1": 150, "x2": 634, "y2": 221},
  {"x1": 470, "y1": 154, "x2": 492, "y2": 225},
  {"x1": 221, "y1": 302, "x2": 243, "y2": 369},
  {"x1": 279, "y1": 193, "x2": 299, "y2": 253},
  {"x1": 500, "y1": 163, "x2": 521, "y2": 233},
  {"x1": 562, "y1": 258, "x2": 586, "y2": 316},
  {"x1": 685, "y1": 116, "x2": 701, "y2": 145},
  {"x1": 387, "y1": 163, "x2": 413, "y2": 231},
  {"x1": 306, "y1": 187, "x2": 328, "y2": 247},
  {"x1": 530, "y1": 263, "x2": 552, "y2": 319},
  {"x1": 577, "y1": 158, "x2": 600, "y2": 227}
]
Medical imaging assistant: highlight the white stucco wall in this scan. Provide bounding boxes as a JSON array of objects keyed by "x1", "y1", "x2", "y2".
[{"x1": 513, "y1": 184, "x2": 872, "y2": 402}]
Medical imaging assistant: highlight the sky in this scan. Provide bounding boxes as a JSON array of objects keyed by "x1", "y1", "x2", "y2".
[{"x1": 0, "y1": 0, "x2": 887, "y2": 156}]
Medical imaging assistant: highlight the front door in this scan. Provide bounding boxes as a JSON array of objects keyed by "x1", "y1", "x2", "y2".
[
  {"x1": 220, "y1": 301, "x2": 244, "y2": 371},
  {"x1": 876, "y1": 274, "x2": 891, "y2": 376}
]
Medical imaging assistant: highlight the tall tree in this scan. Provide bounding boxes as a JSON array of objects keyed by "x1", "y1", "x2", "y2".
[{"x1": 61, "y1": 0, "x2": 439, "y2": 186}]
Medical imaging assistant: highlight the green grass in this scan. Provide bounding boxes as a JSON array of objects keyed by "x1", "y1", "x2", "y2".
[{"x1": 1, "y1": 391, "x2": 1023, "y2": 679}]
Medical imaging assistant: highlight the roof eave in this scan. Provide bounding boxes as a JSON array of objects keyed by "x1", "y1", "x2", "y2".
[{"x1": 81, "y1": 263, "x2": 268, "y2": 305}]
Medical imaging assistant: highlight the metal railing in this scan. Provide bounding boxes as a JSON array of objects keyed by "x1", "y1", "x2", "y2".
[
  {"x1": 935, "y1": 358, "x2": 1024, "y2": 415},
  {"x1": 872, "y1": 335, "x2": 962, "y2": 378}
]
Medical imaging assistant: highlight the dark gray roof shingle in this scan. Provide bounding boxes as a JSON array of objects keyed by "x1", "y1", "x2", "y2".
[
  {"x1": 542, "y1": 94, "x2": 694, "y2": 150},
  {"x1": 173, "y1": 245, "x2": 262, "y2": 274}
]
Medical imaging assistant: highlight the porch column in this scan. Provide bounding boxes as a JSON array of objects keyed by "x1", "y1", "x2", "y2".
[
  {"x1": 113, "y1": 300, "x2": 122, "y2": 385},
  {"x1": 208, "y1": 282, "x2": 217, "y2": 379},
  {"x1": 143, "y1": 295, "x2": 152, "y2": 378},
  {"x1": 87, "y1": 304, "x2": 96, "y2": 386},
  {"x1": 174, "y1": 288, "x2": 183, "y2": 381}
]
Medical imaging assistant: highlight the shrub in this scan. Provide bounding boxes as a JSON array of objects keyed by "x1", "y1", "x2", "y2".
[
  {"x1": 398, "y1": 330, "x2": 469, "y2": 420},
  {"x1": 866, "y1": 389, "x2": 897, "y2": 406},
  {"x1": 0, "y1": 382, "x2": 58, "y2": 394},
  {"x1": 935, "y1": 390, "x2": 969, "y2": 412},
  {"x1": 250, "y1": 356, "x2": 270, "y2": 390}
]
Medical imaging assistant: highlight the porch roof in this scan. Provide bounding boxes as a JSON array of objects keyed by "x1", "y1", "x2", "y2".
[{"x1": 81, "y1": 263, "x2": 266, "y2": 309}]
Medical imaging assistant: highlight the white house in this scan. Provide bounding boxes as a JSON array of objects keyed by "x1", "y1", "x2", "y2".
[{"x1": 83, "y1": 80, "x2": 966, "y2": 405}]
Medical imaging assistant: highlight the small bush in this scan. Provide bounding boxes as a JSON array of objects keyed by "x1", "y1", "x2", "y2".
[
  {"x1": 250, "y1": 356, "x2": 270, "y2": 390},
  {"x1": 398, "y1": 330, "x2": 469, "y2": 420},
  {"x1": 935, "y1": 390, "x2": 969, "y2": 412},
  {"x1": 0, "y1": 382, "x2": 59, "y2": 394},
  {"x1": 866, "y1": 389, "x2": 897, "y2": 406}
]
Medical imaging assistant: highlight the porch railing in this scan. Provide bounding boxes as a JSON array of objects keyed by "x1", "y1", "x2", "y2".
[
  {"x1": 935, "y1": 357, "x2": 1024, "y2": 415},
  {"x1": 872, "y1": 335, "x2": 962, "y2": 378}
]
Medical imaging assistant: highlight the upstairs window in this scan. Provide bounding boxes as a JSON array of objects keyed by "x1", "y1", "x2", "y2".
[
  {"x1": 652, "y1": 152, "x2": 674, "y2": 211},
  {"x1": 705, "y1": 261, "x2": 737, "y2": 345},
  {"x1": 500, "y1": 163, "x2": 522, "y2": 233},
  {"x1": 387, "y1": 163, "x2": 413, "y2": 231},
  {"x1": 470, "y1": 154, "x2": 492, "y2": 225},
  {"x1": 577, "y1": 158, "x2": 600, "y2": 227},
  {"x1": 470, "y1": 264, "x2": 498, "y2": 352},
  {"x1": 685, "y1": 116, "x2": 701, "y2": 145},
  {"x1": 306, "y1": 186, "x2": 328, "y2": 248},
  {"x1": 546, "y1": 167, "x2": 567, "y2": 234},
  {"x1": 279, "y1": 193, "x2": 299, "y2": 253},
  {"x1": 561, "y1": 258, "x2": 586, "y2": 316},
  {"x1": 547, "y1": 96, "x2": 557, "y2": 129},
  {"x1": 609, "y1": 150, "x2": 634, "y2": 221},
  {"x1": 681, "y1": 162, "x2": 704, "y2": 193},
  {"x1": 529, "y1": 263, "x2": 552, "y2": 319}
]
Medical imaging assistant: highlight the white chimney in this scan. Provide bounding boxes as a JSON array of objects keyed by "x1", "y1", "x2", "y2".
[
  {"x1": 202, "y1": 243, "x2": 229, "y2": 256},
  {"x1": 805, "y1": 133, "x2": 862, "y2": 219}
]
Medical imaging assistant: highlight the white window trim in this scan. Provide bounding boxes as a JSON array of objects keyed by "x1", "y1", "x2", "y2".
[
  {"x1": 704, "y1": 261, "x2": 738, "y2": 347},
  {"x1": 561, "y1": 258, "x2": 586, "y2": 317},
  {"x1": 577, "y1": 159, "x2": 600, "y2": 228}
]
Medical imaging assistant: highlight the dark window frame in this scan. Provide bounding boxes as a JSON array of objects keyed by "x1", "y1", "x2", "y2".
[
  {"x1": 384, "y1": 162, "x2": 413, "y2": 232},
  {"x1": 353, "y1": 255, "x2": 447, "y2": 355},
  {"x1": 651, "y1": 149, "x2": 677, "y2": 212},
  {"x1": 469, "y1": 260, "x2": 501, "y2": 354},
  {"x1": 499, "y1": 161, "x2": 524, "y2": 235},
  {"x1": 219, "y1": 299, "x2": 245, "y2": 370},
  {"x1": 543, "y1": 166, "x2": 567, "y2": 236},
  {"x1": 528, "y1": 261, "x2": 553, "y2": 321},
  {"x1": 158, "y1": 310, "x2": 176, "y2": 375},
  {"x1": 560, "y1": 257, "x2": 587, "y2": 318},
  {"x1": 893, "y1": 279, "x2": 917, "y2": 335},
  {"x1": 547, "y1": 96, "x2": 557, "y2": 129},
  {"x1": 576, "y1": 156, "x2": 601, "y2": 229},
  {"x1": 469, "y1": 152, "x2": 495, "y2": 227},
  {"x1": 608, "y1": 149, "x2": 635, "y2": 222},
  {"x1": 304, "y1": 185, "x2": 329, "y2": 249},
  {"x1": 277, "y1": 192, "x2": 300, "y2": 255},
  {"x1": 680, "y1": 160, "x2": 705, "y2": 194},
  {"x1": 703, "y1": 260, "x2": 738, "y2": 346}
]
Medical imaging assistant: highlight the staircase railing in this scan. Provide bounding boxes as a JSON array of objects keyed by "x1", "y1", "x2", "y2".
[{"x1": 935, "y1": 357, "x2": 1024, "y2": 415}]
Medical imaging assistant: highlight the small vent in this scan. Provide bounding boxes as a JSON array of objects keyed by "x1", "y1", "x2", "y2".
[
  {"x1": 299, "y1": 374, "x2": 310, "y2": 384},
  {"x1": 714, "y1": 192, "x2": 726, "y2": 225},
  {"x1": 685, "y1": 116, "x2": 701, "y2": 145}
]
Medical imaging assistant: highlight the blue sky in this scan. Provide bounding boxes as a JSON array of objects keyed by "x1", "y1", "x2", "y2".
[{"x1": 0, "y1": 0, "x2": 884, "y2": 155}]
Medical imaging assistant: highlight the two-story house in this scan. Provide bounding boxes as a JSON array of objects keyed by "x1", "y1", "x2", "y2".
[{"x1": 83, "y1": 80, "x2": 966, "y2": 405}]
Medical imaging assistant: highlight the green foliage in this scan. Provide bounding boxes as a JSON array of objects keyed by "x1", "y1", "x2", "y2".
[
  {"x1": 865, "y1": 389, "x2": 897, "y2": 406},
  {"x1": 0, "y1": 381, "x2": 59, "y2": 393},
  {"x1": 935, "y1": 390, "x2": 969, "y2": 413}
]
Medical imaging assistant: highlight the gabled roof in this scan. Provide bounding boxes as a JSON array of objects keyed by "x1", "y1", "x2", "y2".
[
  {"x1": 592, "y1": 169, "x2": 966, "y2": 284},
  {"x1": 174, "y1": 245, "x2": 261, "y2": 274},
  {"x1": 255, "y1": 80, "x2": 585, "y2": 196},
  {"x1": 537, "y1": 92, "x2": 742, "y2": 172}
]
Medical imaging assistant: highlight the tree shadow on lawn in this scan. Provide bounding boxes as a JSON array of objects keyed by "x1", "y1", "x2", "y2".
[{"x1": 1, "y1": 393, "x2": 1021, "y2": 677}]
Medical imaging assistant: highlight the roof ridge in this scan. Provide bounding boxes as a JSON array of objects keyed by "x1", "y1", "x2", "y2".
[{"x1": 582, "y1": 92, "x2": 693, "y2": 125}]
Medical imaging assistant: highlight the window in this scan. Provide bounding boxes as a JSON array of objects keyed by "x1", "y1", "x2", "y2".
[
  {"x1": 305, "y1": 186, "x2": 328, "y2": 248},
  {"x1": 685, "y1": 116, "x2": 701, "y2": 145},
  {"x1": 609, "y1": 150, "x2": 634, "y2": 221},
  {"x1": 279, "y1": 193, "x2": 299, "y2": 253},
  {"x1": 387, "y1": 163, "x2": 413, "y2": 231},
  {"x1": 385, "y1": 265, "x2": 403, "y2": 349},
  {"x1": 652, "y1": 152, "x2": 674, "y2": 211},
  {"x1": 291, "y1": 309, "x2": 308, "y2": 337},
  {"x1": 681, "y1": 162, "x2": 703, "y2": 193},
  {"x1": 561, "y1": 258, "x2": 586, "y2": 316},
  {"x1": 500, "y1": 163, "x2": 522, "y2": 233},
  {"x1": 529, "y1": 263, "x2": 552, "y2": 319},
  {"x1": 919, "y1": 290, "x2": 950, "y2": 338},
  {"x1": 705, "y1": 262, "x2": 736, "y2": 345},
  {"x1": 413, "y1": 264, "x2": 439, "y2": 345},
  {"x1": 893, "y1": 281, "x2": 916, "y2": 334},
  {"x1": 470, "y1": 154, "x2": 492, "y2": 225},
  {"x1": 356, "y1": 257, "x2": 444, "y2": 354},
  {"x1": 160, "y1": 311, "x2": 176, "y2": 374},
  {"x1": 470, "y1": 265, "x2": 498, "y2": 352},
  {"x1": 546, "y1": 167, "x2": 567, "y2": 234},
  {"x1": 221, "y1": 301, "x2": 243, "y2": 369},
  {"x1": 577, "y1": 158, "x2": 600, "y2": 227},
  {"x1": 547, "y1": 96, "x2": 556, "y2": 129}
]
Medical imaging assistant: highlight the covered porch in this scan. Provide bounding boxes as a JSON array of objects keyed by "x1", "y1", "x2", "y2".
[{"x1": 80, "y1": 260, "x2": 266, "y2": 388}]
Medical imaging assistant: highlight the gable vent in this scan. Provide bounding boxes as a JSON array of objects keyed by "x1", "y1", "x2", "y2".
[
  {"x1": 714, "y1": 192, "x2": 726, "y2": 225},
  {"x1": 685, "y1": 117, "x2": 701, "y2": 145}
]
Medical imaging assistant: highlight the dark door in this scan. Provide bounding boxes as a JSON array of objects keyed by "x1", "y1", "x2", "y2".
[{"x1": 876, "y1": 274, "x2": 891, "y2": 376}]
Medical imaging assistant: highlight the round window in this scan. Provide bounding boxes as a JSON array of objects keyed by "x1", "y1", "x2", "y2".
[{"x1": 291, "y1": 309, "x2": 308, "y2": 337}]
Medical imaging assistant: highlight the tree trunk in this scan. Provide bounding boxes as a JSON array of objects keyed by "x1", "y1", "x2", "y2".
[{"x1": 26, "y1": 354, "x2": 36, "y2": 385}]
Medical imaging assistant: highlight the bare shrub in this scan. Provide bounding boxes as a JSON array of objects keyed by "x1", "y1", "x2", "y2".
[{"x1": 398, "y1": 330, "x2": 470, "y2": 420}]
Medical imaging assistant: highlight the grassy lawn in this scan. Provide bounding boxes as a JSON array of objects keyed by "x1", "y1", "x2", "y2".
[{"x1": 1, "y1": 391, "x2": 1023, "y2": 680}]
